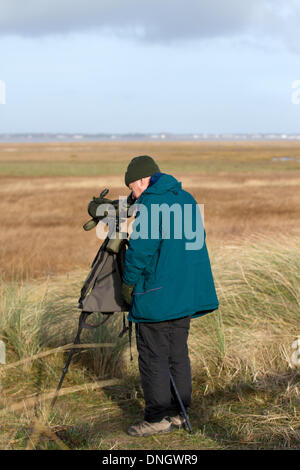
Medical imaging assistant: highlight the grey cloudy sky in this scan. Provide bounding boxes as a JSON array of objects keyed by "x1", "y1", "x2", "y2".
[
  {"x1": 0, "y1": 0, "x2": 298, "y2": 46},
  {"x1": 0, "y1": 0, "x2": 299, "y2": 133}
]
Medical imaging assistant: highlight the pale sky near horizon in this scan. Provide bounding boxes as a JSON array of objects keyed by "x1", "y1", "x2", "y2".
[{"x1": 0, "y1": 0, "x2": 300, "y2": 134}]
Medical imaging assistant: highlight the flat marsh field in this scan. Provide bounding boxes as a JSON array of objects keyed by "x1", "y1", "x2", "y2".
[{"x1": 0, "y1": 141, "x2": 299, "y2": 450}]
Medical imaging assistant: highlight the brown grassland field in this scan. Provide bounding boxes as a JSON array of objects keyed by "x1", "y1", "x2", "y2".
[{"x1": 0, "y1": 140, "x2": 300, "y2": 450}]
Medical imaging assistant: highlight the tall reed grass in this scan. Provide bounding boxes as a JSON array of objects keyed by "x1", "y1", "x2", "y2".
[{"x1": 190, "y1": 233, "x2": 300, "y2": 389}]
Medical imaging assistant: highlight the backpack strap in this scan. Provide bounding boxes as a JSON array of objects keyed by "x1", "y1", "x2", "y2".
[{"x1": 80, "y1": 312, "x2": 113, "y2": 330}]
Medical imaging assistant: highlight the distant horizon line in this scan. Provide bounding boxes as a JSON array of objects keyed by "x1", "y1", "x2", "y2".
[{"x1": 1, "y1": 131, "x2": 300, "y2": 144}]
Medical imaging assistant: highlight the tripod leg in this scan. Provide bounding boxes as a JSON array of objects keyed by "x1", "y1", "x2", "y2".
[
  {"x1": 51, "y1": 312, "x2": 89, "y2": 408},
  {"x1": 169, "y1": 370, "x2": 194, "y2": 434}
]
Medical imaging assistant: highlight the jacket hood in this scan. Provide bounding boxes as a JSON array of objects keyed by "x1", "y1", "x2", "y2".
[{"x1": 143, "y1": 173, "x2": 182, "y2": 196}]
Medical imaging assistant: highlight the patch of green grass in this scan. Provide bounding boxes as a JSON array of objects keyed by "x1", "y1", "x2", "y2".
[
  {"x1": 0, "y1": 158, "x2": 300, "y2": 177},
  {"x1": 163, "y1": 159, "x2": 300, "y2": 174},
  {"x1": 0, "y1": 161, "x2": 126, "y2": 177}
]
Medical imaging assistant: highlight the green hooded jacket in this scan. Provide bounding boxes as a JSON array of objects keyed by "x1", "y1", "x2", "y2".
[{"x1": 123, "y1": 173, "x2": 219, "y2": 323}]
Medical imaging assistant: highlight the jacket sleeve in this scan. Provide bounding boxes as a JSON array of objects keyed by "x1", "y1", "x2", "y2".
[{"x1": 122, "y1": 199, "x2": 161, "y2": 286}]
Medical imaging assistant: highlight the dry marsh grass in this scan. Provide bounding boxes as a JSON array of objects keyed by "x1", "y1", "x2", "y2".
[{"x1": 1, "y1": 141, "x2": 300, "y2": 280}]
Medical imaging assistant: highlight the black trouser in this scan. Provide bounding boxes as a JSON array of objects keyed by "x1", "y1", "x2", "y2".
[{"x1": 135, "y1": 316, "x2": 192, "y2": 423}]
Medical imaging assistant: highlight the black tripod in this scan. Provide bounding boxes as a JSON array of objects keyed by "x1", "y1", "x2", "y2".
[
  {"x1": 50, "y1": 312, "x2": 87, "y2": 408},
  {"x1": 50, "y1": 311, "x2": 110, "y2": 408},
  {"x1": 169, "y1": 370, "x2": 193, "y2": 433}
]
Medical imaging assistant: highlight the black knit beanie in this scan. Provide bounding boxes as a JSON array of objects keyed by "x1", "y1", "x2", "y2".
[{"x1": 125, "y1": 155, "x2": 160, "y2": 187}]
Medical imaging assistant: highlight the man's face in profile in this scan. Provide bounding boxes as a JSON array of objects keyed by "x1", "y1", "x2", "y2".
[{"x1": 129, "y1": 176, "x2": 151, "y2": 200}]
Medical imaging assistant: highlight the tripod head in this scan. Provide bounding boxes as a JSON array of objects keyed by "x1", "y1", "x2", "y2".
[{"x1": 83, "y1": 188, "x2": 135, "y2": 232}]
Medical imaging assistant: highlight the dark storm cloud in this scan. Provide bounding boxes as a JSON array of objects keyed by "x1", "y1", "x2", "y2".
[{"x1": 0, "y1": 0, "x2": 298, "y2": 48}]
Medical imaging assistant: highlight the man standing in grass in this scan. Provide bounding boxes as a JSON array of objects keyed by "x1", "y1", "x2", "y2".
[{"x1": 121, "y1": 155, "x2": 219, "y2": 437}]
